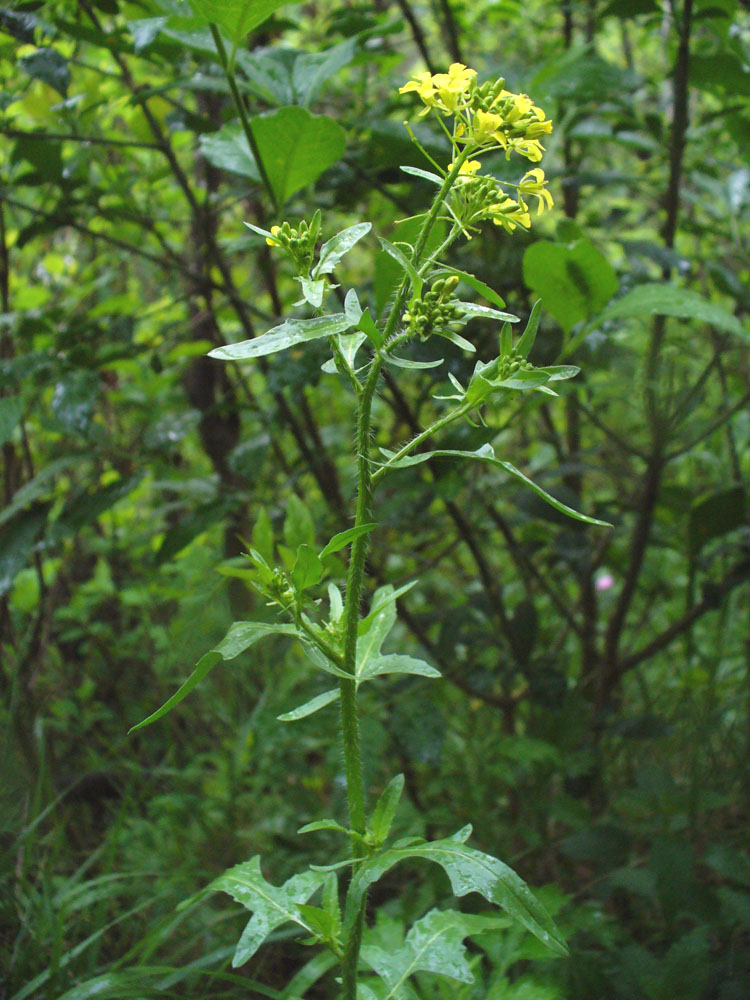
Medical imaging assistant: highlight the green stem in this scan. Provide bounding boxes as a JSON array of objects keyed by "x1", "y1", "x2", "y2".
[
  {"x1": 338, "y1": 148, "x2": 472, "y2": 1000},
  {"x1": 371, "y1": 401, "x2": 471, "y2": 487},
  {"x1": 209, "y1": 25, "x2": 277, "y2": 212}
]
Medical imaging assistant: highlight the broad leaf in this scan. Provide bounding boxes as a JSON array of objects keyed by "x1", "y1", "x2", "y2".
[
  {"x1": 597, "y1": 282, "x2": 749, "y2": 342},
  {"x1": 200, "y1": 122, "x2": 259, "y2": 179},
  {"x1": 251, "y1": 107, "x2": 346, "y2": 206},
  {"x1": 209, "y1": 856, "x2": 326, "y2": 965},
  {"x1": 129, "y1": 622, "x2": 299, "y2": 731},
  {"x1": 209, "y1": 313, "x2": 356, "y2": 360},
  {"x1": 189, "y1": 0, "x2": 299, "y2": 43},
  {"x1": 347, "y1": 828, "x2": 568, "y2": 956},
  {"x1": 379, "y1": 444, "x2": 610, "y2": 527},
  {"x1": 523, "y1": 239, "x2": 617, "y2": 334}
]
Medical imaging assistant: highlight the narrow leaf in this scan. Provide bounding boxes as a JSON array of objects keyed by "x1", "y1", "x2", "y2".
[
  {"x1": 277, "y1": 688, "x2": 340, "y2": 722},
  {"x1": 378, "y1": 238, "x2": 422, "y2": 296},
  {"x1": 516, "y1": 299, "x2": 543, "y2": 357},
  {"x1": 319, "y1": 522, "x2": 378, "y2": 560},
  {"x1": 129, "y1": 622, "x2": 299, "y2": 732},
  {"x1": 368, "y1": 774, "x2": 405, "y2": 843},
  {"x1": 381, "y1": 444, "x2": 611, "y2": 527},
  {"x1": 314, "y1": 223, "x2": 372, "y2": 278}
]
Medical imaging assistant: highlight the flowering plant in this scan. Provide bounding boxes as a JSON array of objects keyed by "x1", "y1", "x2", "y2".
[{"x1": 133, "y1": 62, "x2": 607, "y2": 999}]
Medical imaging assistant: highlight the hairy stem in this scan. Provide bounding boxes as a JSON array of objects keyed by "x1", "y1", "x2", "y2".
[{"x1": 338, "y1": 148, "x2": 471, "y2": 999}]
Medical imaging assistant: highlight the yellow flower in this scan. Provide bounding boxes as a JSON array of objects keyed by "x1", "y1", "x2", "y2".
[
  {"x1": 507, "y1": 137, "x2": 545, "y2": 162},
  {"x1": 488, "y1": 194, "x2": 531, "y2": 233},
  {"x1": 266, "y1": 225, "x2": 282, "y2": 247},
  {"x1": 518, "y1": 168, "x2": 554, "y2": 213},
  {"x1": 400, "y1": 63, "x2": 476, "y2": 115},
  {"x1": 451, "y1": 158, "x2": 482, "y2": 178},
  {"x1": 471, "y1": 108, "x2": 504, "y2": 144}
]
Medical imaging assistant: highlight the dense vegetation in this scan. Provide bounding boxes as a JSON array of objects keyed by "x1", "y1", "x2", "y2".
[{"x1": 2, "y1": 0, "x2": 749, "y2": 997}]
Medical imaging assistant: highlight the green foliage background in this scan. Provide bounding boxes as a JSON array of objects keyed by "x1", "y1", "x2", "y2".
[{"x1": 1, "y1": 0, "x2": 749, "y2": 997}]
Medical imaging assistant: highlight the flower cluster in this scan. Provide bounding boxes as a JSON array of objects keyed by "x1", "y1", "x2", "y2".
[
  {"x1": 399, "y1": 63, "x2": 554, "y2": 238},
  {"x1": 264, "y1": 216, "x2": 319, "y2": 274},
  {"x1": 402, "y1": 275, "x2": 462, "y2": 340},
  {"x1": 399, "y1": 63, "x2": 553, "y2": 163},
  {"x1": 450, "y1": 164, "x2": 553, "y2": 235}
]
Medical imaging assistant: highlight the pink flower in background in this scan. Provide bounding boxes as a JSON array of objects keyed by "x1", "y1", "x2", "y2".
[{"x1": 596, "y1": 572, "x2": 615, "y2": 592}]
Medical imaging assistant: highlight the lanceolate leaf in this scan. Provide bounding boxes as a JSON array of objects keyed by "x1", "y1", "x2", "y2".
[
  {"x1": 209, "y1": 857, "x2": 326, "y2": 966},
  {"x1": 319, "y1": 522, "x2": 378, "y2": 560},
  {"x1": 380, "y1": 444, "x2": 611, "y2": 527},
  {"x1": 359, "y1": 654, "x2": 441, "y2": 682},
  {"x1": 277, "y1": 687, "x2": 340, "y2": 722},
  {"x1": 209, "y1": 313, "x2": 356, "y2": 361},
  {"x1": 347, "y1": 828, "x2": 568, "y2": 956},
  {"x1": 369, "y1": 774, "x2": 405, "y2": 844},
  {"x1": 314, "y1": 223, "x2": 372, "y2": 277},
  {"x1": 129, "y1": 622, "x2": 300, "y2": 732}
]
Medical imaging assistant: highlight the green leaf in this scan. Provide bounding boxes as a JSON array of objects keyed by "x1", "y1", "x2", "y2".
[
  {"x1": 432, "y1": 266, "x2": 507, "y2": 310},
  {"x1": 457, "y1": 302, "x2": 519, "y2": 324},
  {"x1": 252, "y1": 507, "x2": 275, "y2": 565},
  {"x1": 0, "y1": 505, "x2": 49, "y2": 597},
  {"x1": 347, "y1": 829, "x2": 568, "y2": 956},
  {"x1": 400, "y1": 165, "x2": 443, "y2": 185},
  {"x1": 516, "y1": 299, "x2": 543, "y2": 357},
  {"x1": 688, "y1": 486, "x2": 747, "y2": 559},
  {"x1": 19, "y1": 47, "x2": 70, "y2": 96},
  {"x1": 297, "y1": 277, "x2": 326, "y2": 308},
  {"x1": 209, "y1": 857, "x2": 326, "y2": 966},
  {"x1": 284, "y1": 495, "x2": 315, "y2": 549},
  {"x1": 251, "y1": 107, "x2": 346, "y2": 206},
  {"x1": 523, "y1": 239, "x2": 618, "y2": 334},
  {"x1": 378, "y1": 238, "x2": 423, "y2": 297},
  {"x1": 314, "y1": 223, "x2": 372, "y2": 278},
  {"x1": 597, "y1": 283, "x2": 749, "y2": 342},
  {"x1": 368, "y1": 774, "x2": 405, "y2": 844},
  {"x1": 293, "y1": 37, "x2": 357, "y2": 107},
  {"x1": 361, "y1": 908, "x2": 506, "y2": 995},
  {"x1": 209, "y1": 312, "x2": 356, "y2": 360},
  {"x1": 359, "y1": 654, "x2": 441, "y2": 682},
  {"x1": 200, "y1": 122, "x2": 259, "y2": 179},
  {"x1": 277, "y1": 687, "x2": 340, "y2": 722},
  {"x1": 297, "y1": 818, "x2": 351, "y2": 836},
  {"x1": 291, "y1": 544, "x2": 323, "y2": 592},
  {"x1": 189, "y1": 0, "x2": 299, "y2": 42},
  {"x1": 129, "y1": 622, "x2": 300, "y2": 732},
  {"x1": 356, "y1": 584, "x2": 399, "y2": 680},
  {"x1": 0, "y1": 396, "x2": 23, "y2": 447},
  {"x1": 383, "y1": 354, "x2": 444, "y2": 370},
  {"x1": 380, "y1": 444, "x2": 611, "y2": 527},
  {"x1": 319, "y1": 522, "x2": 378, "y2": 560}
]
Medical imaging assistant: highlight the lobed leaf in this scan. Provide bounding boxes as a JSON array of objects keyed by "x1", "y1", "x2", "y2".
[
  {"x1": 347, "y1": 829, "x2": 568, "y2": 956},
  {"x1": 209, "y1": 857, "x2": 326, "y2": 966}
]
